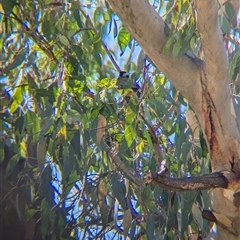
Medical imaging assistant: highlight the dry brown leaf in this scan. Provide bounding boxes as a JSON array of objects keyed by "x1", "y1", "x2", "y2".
[
  {"x1": 192, "y1": 203, "x2": 203, "y2": 227},
  {"x1": 123, "y1": 208, "x2": 132, "y2": 239},
  {"x1": 98, "y1": 179, "x2": 108, "y2": 202},
  {"x1": 186, "y1": 106, "x2": 199, "y2": 143},
  {"x1": 97, "y1": 114, "x2": 107, "y2": 144},
  {"x1": 98, "y1": 180, "x2": 108, "y2": 228}
]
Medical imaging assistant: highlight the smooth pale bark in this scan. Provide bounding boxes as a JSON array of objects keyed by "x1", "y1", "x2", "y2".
[
  {"x1": 194, "y1": 2, "x2": 240, "y2": 238},
  {"x1": 106, "y1": 0, "x2": 240, "y2": 238},
  {"x1": 194, "y1": 0, "x2": 240, "y2": 170}
]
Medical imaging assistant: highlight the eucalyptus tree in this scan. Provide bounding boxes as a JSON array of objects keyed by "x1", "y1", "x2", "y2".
[{"x1": 0, "y1": 0, "x2": 239, "y2": 239}]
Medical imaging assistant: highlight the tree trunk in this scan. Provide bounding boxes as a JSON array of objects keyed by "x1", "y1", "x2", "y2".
[{"x1": 106, "y1": 0, "x2": 240, "y2": 238}]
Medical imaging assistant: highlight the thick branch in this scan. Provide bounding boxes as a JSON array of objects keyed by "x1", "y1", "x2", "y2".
[
  {"x1": 202, "y1": 209, "x2": 239, "y2": 236},
  {"x1": 106, "y1": 0, "x2": 201, "y2": 106},
  {"x1": 144, "y1": 171, "x2": 228, "y2": 191},
  {"x1": 195, "y1": 0, "x2": 228, "y2": 83}
]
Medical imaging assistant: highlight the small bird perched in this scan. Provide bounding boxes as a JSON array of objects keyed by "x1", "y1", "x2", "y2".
[{"x1": 116, "y1": 71, "x2": 140, "y2": 98}]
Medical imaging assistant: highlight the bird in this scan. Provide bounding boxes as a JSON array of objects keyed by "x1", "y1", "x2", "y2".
[{"x1": 116, "y1": 71, "x2": 141, "y2": 98}]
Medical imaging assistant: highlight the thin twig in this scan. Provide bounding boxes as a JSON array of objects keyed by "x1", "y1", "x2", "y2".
[
  {"x1": 104, "y1": 143, "x2": 145, "y2": 189},
  {"x1": 139, "y1": 113, "x2": 163, "y2": 164},
  {"x1": 6, "y1": 11, "x2": 59, "y2": 64},
  {"x1": 78, "y1": 7, "x2": 121, "y2": 72},
  {"x1": 162, "y1": 90, "x2": 179, "y2": 122}
]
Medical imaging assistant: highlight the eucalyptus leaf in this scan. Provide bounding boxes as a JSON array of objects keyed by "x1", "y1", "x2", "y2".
[
  {"x1": 146, "y1": 215, "x2": 155, "y2": 239},
  {"x1": 6, "y1": 154, "x2": 19, "y2": 177},
  {"x1": 111, "y1": 173, "x2": 126, "y2": 210},
  {"x1": 118, "y1": 27, "x2": 130, "y2": 53}
]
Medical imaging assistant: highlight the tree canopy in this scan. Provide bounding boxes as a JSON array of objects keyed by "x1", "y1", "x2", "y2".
[{"x1": 0, "y1": 0, "x2": 239, "y2": 239}]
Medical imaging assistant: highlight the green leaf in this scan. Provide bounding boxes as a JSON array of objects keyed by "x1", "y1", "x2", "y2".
[
  {"x1": 62, "y1": 146, "x2": 71, "y2": 180},
  {"x1": 141, "y1": 186, "x2": 157, "y2": 212},
  {"x1": 42, "y1": 21, "x2": 51, "y2": 41},
  {"x1": 219, "y1": 16, "x2": 230, "y2": 35},
  {"x1": 184, "y1": 24, "x2": 195, "y2": 42},
  {"x1": 117, "y1": 27, "x2": 130, "y2": 53},
  {"x1": 146, "y1": 215, "x2": 155, "y2": 239},
  {"x1": 199, "y1": 129, "x2": 208, "y2": 158},
  {"x1": 230, "y1": 50, "x2": 240, "y2": 79},
  {"x1": 225, "y1": 3, "x2": 235, "y2": 22},
  {"x1": 41, "y1": 198, "x2": 51, "y2": 239},
  {"x1": 190, "y1": 35, "x2": 196, "y2": 52},
  {"x1": 73, "y1": 9, "x2": 83, "y2": 28},
  {"x1": 6, "y1": 154, "x2": 19, "y2": 177},
  {"x1": 89, "y1": 116, "x2": 98, "y2": 144},
  {"x1": 177, "y1": 191, "x2": 198, "y2": 236},
  {"x1": 66, "y1": 109, "x2": 81, "y2": 123},
  {"x1": 113, "y1": 18, "x2": 118, "y2": 38},
  {"x1": 125, "y1": 107, "x2": 136, "y2": 125},
  {"x1": 1, "y1": 0, "x2": 17, "y2": 14},
  {"x1": 25, "y1": 111, "x2": 40, "y2": 142},
  {"x1": 68, "y1": 56, "x2": 80, "y2": 75},
  {"x1": 93, "y1": 52, "x2": 102, "y2": 67},
  {"x1": 103, "y1": 10, "x2": 110, "y2": 21},
  {"x1": 5, "y1": 50, "x2": 25, "y2": 72},
  {"x1": 94, "y1": 7, "x2": 103, "y2": 26},
  {"x1": 159, "y1": 84, "x2": 179, "y2": 106},
  {"x1": 143, "y1": 129, "x2": 153, "y2": 149},
  {"x1": 172, "y1": 34, "x2": 183, "y2": 57},
  {"x1": 125, "y1": 124, "x2": 136, "y2": 147},
  {"x1": 40, "y1": 165, "x2": 53, "y2": 201},
  {"x1": 9, "y1": 86, "x2": 24, "y2": 114},
  {"x1": 111, "y1": 173, "x2": 126, "y2": 210},
  {"x1": 164, "y1": 117, "x2": 175, "y2": 132},
  {"x1": 72, "y1": 74, "x2": 86, "y2": 82},
  {"x1": 56, "y1": 210, "x2": 65, "y2": 237},
  {"x1": 97, "y1": 78, "x2": 110, "y2": 87},
  {"x1": 0, "y1": 141, "x2": 4, "y2": 163},
  {"x1": 163, "y1": 34, "x2": 175, "y2": 54},
  {"x1": 66, "y1": 170, "x2": 78, "y2": 195},
  {"x1": 182, "y1": 141, "x2": 192, "y2": 164},
  {"x1": 40, "y1": 117, "x2": 54, "y2": 136},
  {"x1": 171, "y1": 9, "x2": 178, "y2": 26},
  {"x1": 35, "y1": 88, "x2": 55, "y2": 98},
  {"x1": 15, "y1": 115, "x2": 24, "y2": 134},
  {"x1": 148, "y1": 99, "x2": 169, "y2": 117},
  {"x1": 72, "y1": 45, "x2": 83, "y2": 61},
  {"x1": 22, "y1": 209, "x2": 39, "y2": 225},
  {"x1": 72, "y1": 44, "x2": 89, "y2": 70},
  {"x1": 129, "y1": 219, "x2": 137, "y2": 239},
  {"x1": 58, "y1": 35, "x2": 69, "y2": 46}
]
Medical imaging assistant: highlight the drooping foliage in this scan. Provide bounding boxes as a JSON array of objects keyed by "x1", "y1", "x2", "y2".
[{"x1": 0, "y1": 0, "x2": 239, "y2": 239}]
